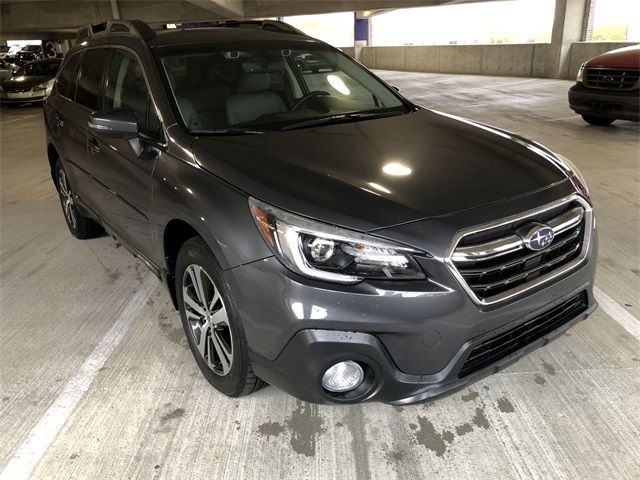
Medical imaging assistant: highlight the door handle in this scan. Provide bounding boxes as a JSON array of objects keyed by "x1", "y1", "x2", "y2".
[
  {"x1": 54, "y1": 112, "x2": 65, "y2": 127},
  {"x1": 89, "y1": 137, "x2": 100, "y2": 156}
]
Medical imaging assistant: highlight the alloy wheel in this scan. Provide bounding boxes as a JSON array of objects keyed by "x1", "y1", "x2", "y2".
[
  {"x1": 57, "y1": 169, "x2": 77, "y2": 229},
  {"x1": 182, "y1": 264, "x2": 234, "y2": 376}
]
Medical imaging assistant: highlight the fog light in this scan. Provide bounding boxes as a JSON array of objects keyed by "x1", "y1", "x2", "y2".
[{"x1": 321, "y1": 361, "x2": 364, "y2": 393}]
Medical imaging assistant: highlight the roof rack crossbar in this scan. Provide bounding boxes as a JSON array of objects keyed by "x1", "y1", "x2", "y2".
[{"x1": 76, "y1": 19, "x2": 156, "y2": 42}]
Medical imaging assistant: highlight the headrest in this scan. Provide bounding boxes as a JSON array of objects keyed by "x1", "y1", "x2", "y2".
[
  {"x1": 239, "y1": 73, "x2": 271, "y2": 93},
  {"x1": 241, "y1": 61, "x2": 284, "y2": 74}
]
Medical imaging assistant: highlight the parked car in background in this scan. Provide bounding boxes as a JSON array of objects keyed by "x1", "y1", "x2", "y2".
[
  {"x1": 0, "y1": 46, "x2": 12, "y2": 59},
  {"x1": 294, "y1": 52, "x2": 334, "y2": 73},
  {"x1": 569, "y1": 44, "x2": 640, "y2": 125},
  {"x1": 0, "y1": 59, "x2": 14, "y2": 81},
  {"x1": 0, "y1": 58, "x2": 61, "y2": 104},
  {"x1": 15, "y1": 44, "x2": 44, "y2": 64}
]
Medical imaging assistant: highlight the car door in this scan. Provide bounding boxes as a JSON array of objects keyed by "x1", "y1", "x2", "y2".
[
  {"x1": 87, "y1": 48, "x2": 162, "y2": 257},
  {"x1": 50, "y1": 48, "x2": 111, "y2": 214}
]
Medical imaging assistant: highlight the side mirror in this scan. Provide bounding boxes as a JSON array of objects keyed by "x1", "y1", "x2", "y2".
[{"x1": 88, "y1": 107, "x2": 138, "y2": 139}]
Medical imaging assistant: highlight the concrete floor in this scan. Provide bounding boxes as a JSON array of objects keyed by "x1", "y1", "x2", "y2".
[{"x1": 1, "y1": 72, "x2": 639, "y2": 480}]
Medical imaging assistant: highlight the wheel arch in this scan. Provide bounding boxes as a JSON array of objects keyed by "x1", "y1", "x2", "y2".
[
  {"x1": 162, "y1": 217, "x2": 228, "y2": 310},
  {"x1": 47, "y1": 143, "x2": 60, "y2": 184}
]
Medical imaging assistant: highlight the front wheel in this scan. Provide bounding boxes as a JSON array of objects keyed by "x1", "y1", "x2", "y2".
[
  {"x1": 581, "y1": 114, "x2": 615, "y2": 126},
  {"x1": 55, "y1": 160, "x2": 103, "y2": 239},
  {"x1": 176, "y1": 237, "x2": 264, "y2": 397}
]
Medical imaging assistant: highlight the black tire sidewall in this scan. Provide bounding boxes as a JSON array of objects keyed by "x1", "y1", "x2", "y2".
[
  {"x1": 55, "y1": 160, "x2": 81, "y2": 236},
  {"x1": 175, "y1": 237, "x2": 250, "y2": 397},
  {"x1": 582, "y1": 115, "x2": 614, "y2": 126}
]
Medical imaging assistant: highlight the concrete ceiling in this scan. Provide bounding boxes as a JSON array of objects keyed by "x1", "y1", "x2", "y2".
[{"x1": 0, "y1": 0, "x2": 510, "y2": 40}]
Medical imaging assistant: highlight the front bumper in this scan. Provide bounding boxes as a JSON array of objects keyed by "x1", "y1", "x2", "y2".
[
  {"x1": 568, "y1": 84, "x2": 640, "y2": 121},
  {"x1": 0, "y1": 91, "x2": 45, "y2": 104},
  {"x1": 250, "y1": 291, "x2": 596, "y2": 404},
  {"x1": 227, "y1": 236, "x2": 597, "y2": 404}
]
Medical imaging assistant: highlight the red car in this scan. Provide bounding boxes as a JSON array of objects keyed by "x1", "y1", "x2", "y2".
[{"x1": 569, "y1": 44, "x2": 639, "y2": 125}]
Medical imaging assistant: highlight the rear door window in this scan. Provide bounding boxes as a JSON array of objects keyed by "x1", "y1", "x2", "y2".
[
  {"x1": 55, "y1": 54, "x2": 82, "y2": 99},
  {"x1": 76, "y1": 48, "x2": 109, "y2": 110}
]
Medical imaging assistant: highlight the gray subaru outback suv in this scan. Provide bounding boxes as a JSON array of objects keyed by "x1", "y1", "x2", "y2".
[{"x1": 44, "y1": 19, "x2": 597, "y2": 404}]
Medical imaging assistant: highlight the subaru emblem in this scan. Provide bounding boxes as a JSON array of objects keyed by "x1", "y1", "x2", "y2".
[{"x1": 521, "y1": 224, "x2": 555, "y2": 251}]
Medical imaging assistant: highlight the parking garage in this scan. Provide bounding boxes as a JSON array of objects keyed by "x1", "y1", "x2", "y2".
[{"x1": 1, "y1": 1, "x2": 639, "y2": 479}]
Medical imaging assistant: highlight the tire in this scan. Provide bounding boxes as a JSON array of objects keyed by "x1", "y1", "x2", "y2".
[
  {"x1": 55, "y1": 160, "x2": 104, "y2": 239},
  {"x1": 581, "y1": 114, "x2": 615, "y2": 126},
  {"x1": 175, "y1": 236, "x2": 265, "y2": 397}
]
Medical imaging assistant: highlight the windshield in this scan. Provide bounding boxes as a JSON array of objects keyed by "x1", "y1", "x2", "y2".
[
  {"x1": 0, "y1": 46, "x2": 9, "y2": 53},
  {"x1": 158, "y1": 42, "x2": 408, "y2": 132},
  {"x1": 16, "y1": 62, "x2": 60, "y2": 76}
]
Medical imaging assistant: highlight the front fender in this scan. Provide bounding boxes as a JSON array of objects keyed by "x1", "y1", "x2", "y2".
[{"x1": 151, "y1": 149, "x2": 272, "y2": 271}]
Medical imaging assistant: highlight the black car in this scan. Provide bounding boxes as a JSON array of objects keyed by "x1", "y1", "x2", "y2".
[
  {"x1": 45, "y1": 20, "x2": 597, "y2": 405},
  {"x1": 1, "y1": 58, "x2": 61, "y2": 104},
  {"x1": 15, "y1": 44, "x2": 43, "y2": 64}
]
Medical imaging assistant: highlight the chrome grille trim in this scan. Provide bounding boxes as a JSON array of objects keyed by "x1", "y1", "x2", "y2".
[
  {"x1": 445, "y1": 194, "x2": 593, "y2": 306},
  {"x1": 452, "y1": 206, "x2": 584, "y2": 263},
  {"x1": 583, "y1": 67, "x2": 639, "y2": 91}
]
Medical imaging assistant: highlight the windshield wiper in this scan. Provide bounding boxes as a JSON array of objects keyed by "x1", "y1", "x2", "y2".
[
  {"x1": 281, "y1": 110, "x2": 404, "y2": 131},
  {"x1": 191, "y1": 128, "x2": 266, "y2": 135}
]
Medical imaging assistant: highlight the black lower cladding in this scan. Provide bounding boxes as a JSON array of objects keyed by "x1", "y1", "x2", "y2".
[
  {"x1": 458, "y1": 291, "x2": 588, "y2": 378},
  {"x1": 568, "y1": 84, "x2": 640, "y2": 121}
]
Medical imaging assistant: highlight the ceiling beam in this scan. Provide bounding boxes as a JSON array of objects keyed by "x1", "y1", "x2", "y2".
[{"x1": 185, "y1": 0, "x2": 244, "y2": 18}]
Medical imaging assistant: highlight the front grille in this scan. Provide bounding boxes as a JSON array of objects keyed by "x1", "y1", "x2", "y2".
[
  {"x1": 4, "y1": 86, "x2": 32, "y2": 93},
  {"x1": 584, "y1": 68, "x2": 639, "y2": 91},
  {"x1": 450, "y1": 198, "x2": 589, "y2": 303},
  {"x1": 459, "y1": 291, "x2": 588, "y2": 378}
]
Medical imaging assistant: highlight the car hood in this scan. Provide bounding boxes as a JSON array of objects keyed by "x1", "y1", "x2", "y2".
[
  {"x1": 191, "y1": 109, "x2": 569, "y2": 232},
  {"x1": 585, "y1": 44, "x2": 640, "y2": 69},
  {"x1": 2, "y1": 74, "x2": 52, "y2": 88}
]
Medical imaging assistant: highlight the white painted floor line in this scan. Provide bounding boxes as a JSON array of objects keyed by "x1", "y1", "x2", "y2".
[
  {"x1": 0, "y1": 113, "x2": 41, "y2": 125},
  {"x1": 594, "y1": 286, "x2": 640, "y2": 341},
  {"x1": 0, "y1": 276, "x2": 158, "y2": 480},
  {"x1": 546, "y1": 115, "x2": 581, "y2": 122}
]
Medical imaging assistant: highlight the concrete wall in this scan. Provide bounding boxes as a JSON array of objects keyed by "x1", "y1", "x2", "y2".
[
  {"x1": 359, "y1": 42, "x2": 638, "y2": 79},
  {"x1": 568, "y1": 42, "x2": 637, "y2": 78},
  {"x1": 359, "y1": 44, "x2": 551, "y2": 77},
  {"x1": 340, "y1": 47, "x2": 356, "y2": 59}
]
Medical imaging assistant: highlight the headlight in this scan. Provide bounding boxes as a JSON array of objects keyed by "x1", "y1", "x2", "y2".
[
  {"x1": 33, "y1": 82, "x2": 48, "y2": 92},
  {"x1": 45, "y1": 79, "x2": 54, "y2": 97},
  {"x1": 576, "y1": 64, "x2": 585, "y2": 83},
  {"x1": 555, "y1": 153, "x2": 589, "y2": 197},
  {"x1": 249, "y1": 198, "x2": 425, "y2": 284}
]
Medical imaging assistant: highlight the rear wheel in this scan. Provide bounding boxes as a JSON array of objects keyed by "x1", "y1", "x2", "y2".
[
  {"x1": 55, "y1": 160, "x2": 103, "y2": 239},
  {"x1": 176, "y1": 236, "x2": 265, "y2": 397},
  {"x1": 581, "y1": 114, "x2": 615, "y2": 126}
]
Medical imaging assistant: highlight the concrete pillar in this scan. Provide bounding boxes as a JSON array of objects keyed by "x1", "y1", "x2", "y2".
[
  {"x1": 110, "y1": 0, "x2": 120, "y2": 20},
  {"x1": 354, "y1": 13, "x2": 371, "y2": 63},
  {"x1": 547, "y1": 0, "x2": 591, "y2": 79}
]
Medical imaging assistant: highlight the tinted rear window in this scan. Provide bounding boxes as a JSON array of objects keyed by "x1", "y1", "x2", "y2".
[
  {"x1": 56, "y1": 54, "x2": 82, "y2": 99},
  {"x1": 76, "y1": 49, "x2": 109, "y2": 110}
]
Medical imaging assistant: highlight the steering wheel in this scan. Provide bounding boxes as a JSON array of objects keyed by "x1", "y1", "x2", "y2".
[{"x1": 292, "y1": 90, "x2": 330, "y2": 111}]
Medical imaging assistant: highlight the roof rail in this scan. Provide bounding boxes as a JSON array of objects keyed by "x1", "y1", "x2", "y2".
[
  {"x1": 222, "y1": 19, "x2": 306, "y2": 35},
  {"x1": 76, "y1": 19, "x2": 156, "y2": 42},
  {"x1": 167, "y1": 19, "x2": 306, "y2": 36}
]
